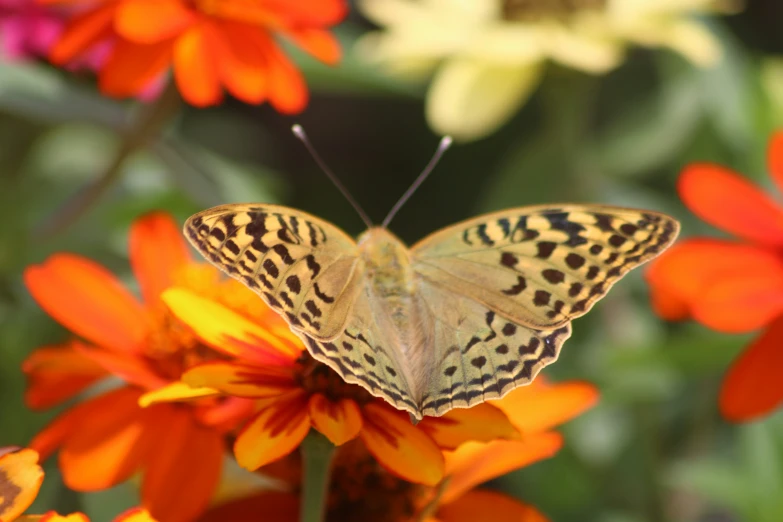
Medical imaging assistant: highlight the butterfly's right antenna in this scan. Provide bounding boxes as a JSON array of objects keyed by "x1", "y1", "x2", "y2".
[
  {"x1": 381, "y1": 135, "x2": 453, "y2": 228},
  {"x1": 292, "y1": 124, "x2": 374, "y2": 229}
]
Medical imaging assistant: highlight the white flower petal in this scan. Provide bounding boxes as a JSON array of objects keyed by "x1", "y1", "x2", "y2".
[{"x1": 426, "y1": 58, "x2": 543, "y2": 141}]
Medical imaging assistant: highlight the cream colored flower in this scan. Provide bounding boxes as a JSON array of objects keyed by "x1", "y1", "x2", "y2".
[{"x1": 357, "y1": 0, "x2": 735, "y2": 141}]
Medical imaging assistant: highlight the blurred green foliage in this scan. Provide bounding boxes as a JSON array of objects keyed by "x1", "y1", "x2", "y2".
[{"x1": 2, "y1": 3, "x2": 783, "y2": 522}]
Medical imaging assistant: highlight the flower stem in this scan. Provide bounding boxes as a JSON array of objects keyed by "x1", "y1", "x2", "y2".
[
  {"x1": 37, "y1": 80, "x2": 182, "y2": 237},
  {"x1": 300, "y1": 430, "x2": 336, "y2": 522}
]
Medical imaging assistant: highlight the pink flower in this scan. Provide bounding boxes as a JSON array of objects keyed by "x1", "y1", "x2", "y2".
[{"x1": 0, "y1": 0, "x2": 62, "y2": 60}]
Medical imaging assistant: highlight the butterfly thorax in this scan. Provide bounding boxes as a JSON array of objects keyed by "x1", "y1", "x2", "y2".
[{"x1": 358, "y1": 228, "x2": 416, "y2": 303}]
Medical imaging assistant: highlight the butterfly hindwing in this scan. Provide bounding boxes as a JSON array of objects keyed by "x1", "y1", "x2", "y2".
[
  {"x1": 185, "y1": 204, "x2": 362, "y2": 340},
  {"x1": 412, "y1": 205, "x2": 680, "y2": 329},
  {"x1": 296, "y1": 281, "x2": 420, "y2": 417},
  {"x1": 415, "y1": 278, "x2": 571, "y2": 417}
]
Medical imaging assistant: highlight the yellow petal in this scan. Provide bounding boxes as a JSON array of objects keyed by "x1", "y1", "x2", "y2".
[
  {"x1": 183, "y1": 362, "x2": 297, "y2": 398},
  {"x1": 234, "y1": 391, "x2": 311, "y2": 470},
  {"x1": 0, "y1": 448, "x2": 44, "y2": 521},
  {"x1": 162, "y1": 288, "x2": 301, "y2": 362},
  {"x1": 441, "y1": 433, "x2": 563, "y2": 504},
  {"x1": 308, "y1": 394, "x2": 363, "y2": 446},
  {"x1": 138, "y1": 381, "x2": 220, "y2": 408},
  {"x1": 114, "y1": 507, "x2": 159, "y2": 522},
  {"x1": 360, "y1": 403, "x2": 444, "y2": 486},
  {"x1": 491, "y1": 379, "x2": 599, "y2": 434},
  {"x1": 417, "y1": 403, "x2": 520, "y2": 450},
  {"x1": 426, "y1": 58, "x2": 543, "y2": 141}
]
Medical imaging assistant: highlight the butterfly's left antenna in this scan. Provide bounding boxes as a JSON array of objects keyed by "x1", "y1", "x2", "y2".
[{"x1": 292, "y1": 124, "x2": 374, "y2": 229}]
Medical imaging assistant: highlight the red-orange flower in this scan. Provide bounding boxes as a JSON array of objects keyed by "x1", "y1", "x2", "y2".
[
  {"x1": 159, "y1": 288, "x2": 522, "y2": 486},
  {"x1": 42, "y1": 0, "x2": 347, "y2": 109},
  {"x1": 22, "y1": 212, "x2": 266, "y2": 522},
  {"x1": 646, "y1": 131, "x2": 783, "y2": 421},
  {"x1": 0, "y1": 447, "x2": 156, "y2": 522},
  {"x1": 195, "y1": 377, "x2": 598, "y2": 522}
]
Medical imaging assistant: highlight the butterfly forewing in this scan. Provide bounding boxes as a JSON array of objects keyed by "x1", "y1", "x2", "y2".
[
  {"x1": 411, "y1": 205, "x2": 680, "y2": 329},
  {"x1": 185, "y1": 204, "x2": 362, "y2": 340}
]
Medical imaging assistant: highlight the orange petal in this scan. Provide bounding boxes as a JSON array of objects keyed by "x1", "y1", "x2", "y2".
[
  {"x1": 100, "y1": 38, "x2": 173, "y2": 98},
  {"x1": 307, "y1": 394, "x2": 362, "y2": 446},
  {"x1": 197, "y1": 492, "x2": 299, "y2": 522},
  {"x1": 441, "y1": 432, "x2": 563, "y2": 504},
  {"x1": 265, "y1": 0, "x2": 347, "y2": 26},
  {"x1": 173, "y1": 22, "x2": 223, "y2": 107},
  {"x1": 719, "y1": 317, "x2": 783, "y2": 421},
  {"x1": 691, "y1": 272, "x2": 783, "y2": 333},
  {"x1": 183, "y1": 362, "x2": 297, "y2": 398},
  {"x1": 263, "y1": 39, "x2": 308, "y2": 114},
  {"x1": 285, "y1": 29, "x2": 341, "y2": 64},
  {"x1": 768, "y1": 132, "x2": 783, "y2": 197},
  {"x1": 437, "y1": 490, "x2": 548, "y2": 522},
  {"x1": 417, "y1": 403, "x2": 520, "y2": 450},
  {"x1": 678, "y1": 164, "x2": 783, "y2": 247},
  {"x1": 142, "y1": 409, "x2": 223, "y2": 522},
  {"x1": 50, "y1": 388, "x2": 153, "y2": 490},
  {"x1": 212, "y1": 21, "x2": 268, "y2": 104},
  {"x1": 163, "y1": 288, "x2": 301, "y2": 363},
  {"x1": 114, "y1": 507, "x2": 158, "y2": 522},
  {"x1": 645, "y1": 239, "x2": 783, "y2": 322},
  {"x1": 491, "y1": 379, "x2": 598, "y2": 434},
  {"x1": 23, "y1": 342, "x2": 108, "y2": 410},
  {"x1": 50, "y1": 4, "x2": 114, "y2": 64},
  {"x1": 359, "y1": 403, "x2": 444, "y2": 486},
  {"x1": 115, "y1": 0, "x2": 194, "y2": 43},
  {"x1": 195, "y1": 397, "x2": 257, "y2": 430},
  {"x1": 24, "y1": 254, "x2": 149, "y2": 354},
  {"x1": 0, "y1": 448, "x2": 44, "y2": 521},
  {"x1": 129, "y1": 212, "x2": 190, "y2": 305},
  {"x1": 234, "y1": 391, "x2": 311, "y2": 470},
  {"x1": 71, "y1": 343, "x2": 167, "y2": 390}
]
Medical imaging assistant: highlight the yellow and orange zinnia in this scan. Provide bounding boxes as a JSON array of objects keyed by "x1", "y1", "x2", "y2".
[
  {"x1": 195, "y1": 377, "x2": 598, "y2": 522},
  {"x1": 0, "y1": 447, "x2": 157, "y2": 522},
  {"x1": 43, "y1": 0, "x2": 347, "y2": 109},
  {"x1": 159, "y1": 287, "x2": 524, "y2": 486},
  {"x1": 22, "y1": 212, "x2": 267, "y2": 522}
]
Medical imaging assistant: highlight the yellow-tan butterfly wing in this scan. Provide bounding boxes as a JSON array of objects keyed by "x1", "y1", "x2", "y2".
[
  {"x1": 185, "y1": 204, "x2": 362, "y2": 340},
  {"x1": 411, "y1": 205, "x2": 680, "y2": 329}
]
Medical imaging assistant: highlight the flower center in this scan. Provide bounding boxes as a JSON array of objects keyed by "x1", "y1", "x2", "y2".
[
  {"x1": 326, "y1": 441, "x2": 426, "y2": 522},
  {"x1": 142, "y1": 264, "x2": 239, "y2": 382},
  {"x1": 295, "y1": 355, "x2": 375, "y2": 406},
  {"x1": 502, "y1": 0, "x2": 606, "y2": 21}
]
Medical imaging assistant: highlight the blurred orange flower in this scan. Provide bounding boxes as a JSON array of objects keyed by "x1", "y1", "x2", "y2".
[
  {"x1": 160, "y1": 288, "x2": 522, "y2": 486},
  {"x1": 646, "y1": 131, "x2": 783, "y2": 421},
  {"x1": 0, "y1": 447, "x2": 157, "y2": 522},
  {"x1": 22, "y1": 212, "x2": 267, "y2": 522},
  {"x1": 41, "y1": 0, "x2": 347, "y2": 109},
  {"x1": 196, "y1": 377, "x2": 597, "y2": 522}
]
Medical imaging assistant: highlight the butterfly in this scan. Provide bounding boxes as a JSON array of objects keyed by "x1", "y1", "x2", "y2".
[{"x1": 184, "y1": 203, "x2": 679, "y2": 420}]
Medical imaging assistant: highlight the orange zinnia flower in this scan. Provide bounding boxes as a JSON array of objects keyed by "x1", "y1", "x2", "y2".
[
  {"x1": 195, "y1": 378, "x2": 598, "y2": 522},
  {"x1": 43, "y1": 0, "x2": 347, "y2": 109},
  {"x1": 646, "y1": 131, "x2": 783, "y2": 421},
  {"x1": 160, "y1": 288, "x2": 523, "y2": 486},
  {"x1": 22, "y1": 212, "x2": 269, "y2": 522},
  {"x1": 0, "y1": 447, "x2": 157, "y2": 522}
]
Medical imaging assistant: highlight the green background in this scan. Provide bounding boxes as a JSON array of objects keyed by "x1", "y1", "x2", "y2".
[{"x1": 2, "y1": 3, "x2": 783, "y2": 521}]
